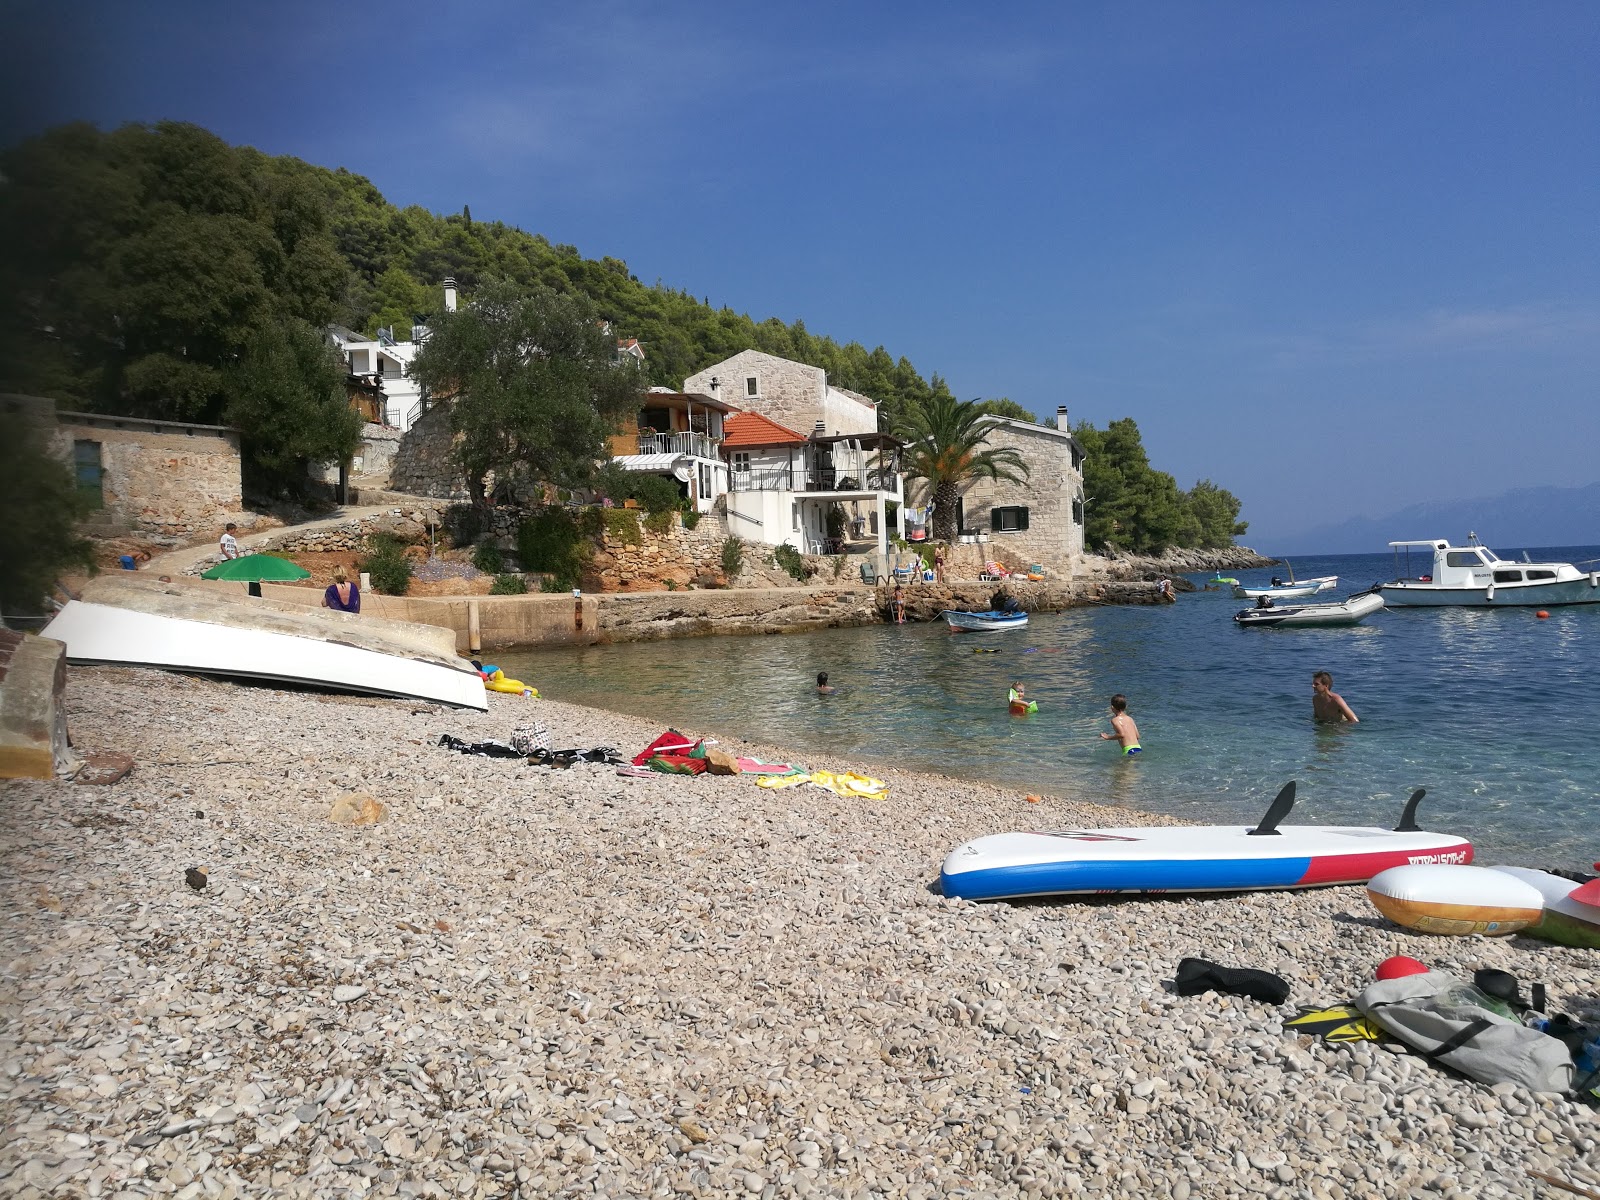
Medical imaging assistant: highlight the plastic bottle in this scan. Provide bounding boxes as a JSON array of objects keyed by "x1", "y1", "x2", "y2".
[
  {"x1": 1574, "y1": 1033, "x2": 1600, "y2": 1098},
  {"x1": 1435, "y1": 982, "x2": 1516, "y2": 1022}
]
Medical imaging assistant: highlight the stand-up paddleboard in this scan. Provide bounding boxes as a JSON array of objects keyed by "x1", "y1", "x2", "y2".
[
  {"x1": 1489, "y1": 867, "x2": 1600, "y2": 949},
  {"x1": 940, "y1": 784, "x2": 1473, "y2": 902}
]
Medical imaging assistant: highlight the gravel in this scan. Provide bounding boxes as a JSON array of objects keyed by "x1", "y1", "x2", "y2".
[{"x1": 1, "y1": 664, "x2": 1596, "y2": 1199}]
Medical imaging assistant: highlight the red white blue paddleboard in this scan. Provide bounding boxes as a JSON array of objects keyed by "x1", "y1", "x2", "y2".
[{"x1": 940, "y1": 784, "x2": 1472, "y2": 901}]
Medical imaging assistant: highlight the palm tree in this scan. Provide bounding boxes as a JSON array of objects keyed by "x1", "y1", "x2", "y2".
[{"x1": 891, "y1": 393, "x2": 1030, "y2": 543}]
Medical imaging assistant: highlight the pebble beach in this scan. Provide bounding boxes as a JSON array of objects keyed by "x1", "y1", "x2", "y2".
[{"x1": 2, "y1": 666, "x2": 1597, "y2": 1200}]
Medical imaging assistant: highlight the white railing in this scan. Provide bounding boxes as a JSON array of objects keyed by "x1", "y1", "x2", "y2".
[{"x1": 636, "y1": 431, "x2": 720, "y2": 459}]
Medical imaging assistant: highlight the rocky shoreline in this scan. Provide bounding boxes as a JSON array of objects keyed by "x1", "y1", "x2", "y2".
[
  {"x1": 1088, "y1": 545, "x2": 1279, "y2": 582},
  {"x1": 2, "y1": 666, "x2": 1596, "y2": 1199}
]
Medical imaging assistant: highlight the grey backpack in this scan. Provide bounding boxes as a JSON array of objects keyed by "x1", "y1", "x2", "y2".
[{"x1": 1356, "y1": 971, "x2": 1574, "y2": 1095}]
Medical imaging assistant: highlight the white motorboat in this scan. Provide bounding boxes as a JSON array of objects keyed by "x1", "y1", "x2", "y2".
[
  {"x1": 1234, "y1": 591, "x2": 1385, "y2": 628},
  {"x1": 1378, "y1": 535, "x2": 1600, "y2": 607},
  {"x1": 41, "y1": 600, "x2": 489, "y2": 709},
  {"x1": 1231, "y1": 576, "x2": 1339, "y2": 600},
  {"x1": 941, "y1": 609, "x2": 1029, "y2": 632}
]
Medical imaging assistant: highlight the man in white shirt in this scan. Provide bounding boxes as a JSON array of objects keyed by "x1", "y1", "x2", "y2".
[{"x1": 219, "y1": 523, "x2": 241, "y2": 559}]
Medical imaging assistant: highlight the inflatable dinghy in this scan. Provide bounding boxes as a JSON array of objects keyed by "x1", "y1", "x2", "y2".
[
  {"x1": 1490, "y1": 866, "x2": 1600, "y2": 949},
  {"x1": 939, "y1": 784, "x2": 1472, "y2": 901}
]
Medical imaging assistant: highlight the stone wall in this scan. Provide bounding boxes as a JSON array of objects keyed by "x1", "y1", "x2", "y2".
[
  {"x1": 182, "y1": 505, "x2": 446, "y2": 569},
  {"x1": 588, "y1": 510, "x2": 732, "y2": 591},
  {"x1": 46, "y1": 407, "x2": 244, "y2": 540},
  {"x1": 685, "y1": 350, "x2": 830, "y2": 434},
  {"x1": 390, "y1": 403, "x2": 468, "y2": 499},
  {"x1": 932, "y1": 419, "x2": 1084, "y2": 574}
]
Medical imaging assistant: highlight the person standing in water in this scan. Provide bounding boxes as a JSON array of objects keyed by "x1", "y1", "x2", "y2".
[
  {"x1": 1100, "y1": 693, "x2": 1142, "y2": 755},
  {"x1": 816, "y1": 672, "x2": 835, "y2": 695},
  {"x1": 1312, "y1": 671, "x2": 1359, "y2": 723}
]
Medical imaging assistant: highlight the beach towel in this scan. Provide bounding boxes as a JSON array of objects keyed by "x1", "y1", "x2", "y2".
[
  {"x1": 736, "y1": 756, "x2": 803, "y2": 776},
  {"x1": 755, "y1": 772, "x2": 813, "y2": 790},
  {"x1": 632, "y1": 729, "x2": 699, "y2": 766},
  {"x1": 646, "y1": 754, "x2": 707, "y2": 775}
]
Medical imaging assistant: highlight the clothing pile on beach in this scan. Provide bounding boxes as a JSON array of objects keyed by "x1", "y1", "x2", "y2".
[
  {"x1": 626, "y1": 729, "x2": 890, "y2": 798},
  {"x1": 435, "y1": 733, "x2": 623, "y2": 768}
]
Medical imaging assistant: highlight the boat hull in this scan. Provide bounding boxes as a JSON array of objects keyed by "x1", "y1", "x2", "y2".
[
  {"x1": 1379, "y1": 578, "x2": 1600, "y2": 607},
  {"x1": 1235, "y1": 592, "x2": 1385, "y2": 628},
  {"x1": 41, "y1": 601, "x2": 488, "y2": 710},
  {"x1": 942, "y1": 610, "x2": 1029, "y2": 632},
  {"x1": 940, "y1": 824, "x2": 1473, "y2": 901},
  {"x1": 1232, "y1": 576, "x2": 1338, "y2": 600}
]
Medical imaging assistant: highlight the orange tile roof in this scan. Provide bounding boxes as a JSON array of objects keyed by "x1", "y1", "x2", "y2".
[{"x1": 722, "y1": 411, "x2": 808, "y2": 448}]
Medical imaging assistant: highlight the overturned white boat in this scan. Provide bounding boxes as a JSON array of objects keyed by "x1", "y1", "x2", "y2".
[
  {"x1": 41, "y1": 579, "x2": 487, "y2": 709},
  {"x1": 1379, "y1": 535, "x2": 1600, "y2": 607},
  {"x1": 1234, "y1": 591, "x2": 1385, "y2": 628}
]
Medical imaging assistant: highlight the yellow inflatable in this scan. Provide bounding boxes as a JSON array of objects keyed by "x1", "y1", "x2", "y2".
[
  {"x1": 485, "y1": 669, "x2": 538, "y2": 697},
  {"x1": 755, "y1": 770, "x2": 889, "y2": 799}
]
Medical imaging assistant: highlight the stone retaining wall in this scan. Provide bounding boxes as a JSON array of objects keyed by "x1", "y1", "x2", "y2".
[
  {"x1": 589, "y1": 511, "x2": 732, "y2": 591},
  {"x1": 390, "y1": 404, "x2": 467, "y2": 500}
]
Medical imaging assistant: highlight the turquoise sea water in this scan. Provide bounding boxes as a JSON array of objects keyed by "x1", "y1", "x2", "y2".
[{"x1": 499, "y1": 546, "x2": 1600, "y2": 869}]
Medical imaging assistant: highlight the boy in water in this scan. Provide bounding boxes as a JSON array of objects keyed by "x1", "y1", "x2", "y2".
[
  {"x1": 1100, "y1": 693, "x2": 1142, "y2": 755},
  {"x1": 1312, "y1": 671, "x2": 1359, "y2": 723},
  {"x1": 816, "y1": 671, "x2": 835, "y2": 695}
]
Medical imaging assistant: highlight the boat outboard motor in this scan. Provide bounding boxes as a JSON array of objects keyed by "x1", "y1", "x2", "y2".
[{"x1": 1270, "y1": 576, "x2": 1283, "y2": 587}]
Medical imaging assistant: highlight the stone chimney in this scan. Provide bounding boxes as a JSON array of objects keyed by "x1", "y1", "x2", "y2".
[
  {"x1": 443, "y1": 278, "x2": 458, "y2": 313},
  {"x1": 1056, "y1": 405, "x2": 1068, "y2": 428}
]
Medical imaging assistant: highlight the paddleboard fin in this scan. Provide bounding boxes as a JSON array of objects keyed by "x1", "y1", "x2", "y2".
[
  {"x1": 1393, "y1": 788, "x2": 1426, "y2": 832},
  {"x1": 1247, "y1": 782, "x2": 1296, "y2": 836}
]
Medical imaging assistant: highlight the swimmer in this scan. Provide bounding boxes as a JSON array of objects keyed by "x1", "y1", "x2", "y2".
[
  {"x1": 1099, "y1": 693, "x2": 1142, "y2": 755},
  {"x1": 816, "y1": 671, "x2": 835, "y2": 695},
  {"x1": 1312, "y1": 671, "x2": 1358, "y2": 724}
]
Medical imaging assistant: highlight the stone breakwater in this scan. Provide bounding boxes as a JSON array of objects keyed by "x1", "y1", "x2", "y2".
[{"x1": 3, "y1": 667, "x2": 1596, "y2": 1199}]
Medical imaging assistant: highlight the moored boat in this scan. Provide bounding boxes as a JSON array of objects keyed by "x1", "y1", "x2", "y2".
[
  {"x1": 942, "y1": 609, "x2": 1029, "y2": 632},
  {"x1": 1378, "y1": 535, "x2": 1600, "y2": 607},
  {"x1": 1234, "y1": 591, "x2": 1385, "y2": 628},
  {"x1": 1231, "y1": 576, "x2": 1339, "y2": 600}
]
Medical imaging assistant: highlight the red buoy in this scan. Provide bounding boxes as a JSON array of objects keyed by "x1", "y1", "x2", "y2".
[
  {"x1": 1375, "y1": 955, "x2": 1428, "y2": 981},
  {"x1": 1536, "y1": 610, "x2": 1550, "y2": 619}
]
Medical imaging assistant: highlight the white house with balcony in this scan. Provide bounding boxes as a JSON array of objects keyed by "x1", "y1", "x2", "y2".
[
  {"x1": 721, "y1": 412, "x2": 905, "y2": 556},
  {"x1": 327, "y1": 325, "x2": 424, "y2": 430},
  {"x1": 606, "y1": 388, "x2": 736, "y2": 513}
]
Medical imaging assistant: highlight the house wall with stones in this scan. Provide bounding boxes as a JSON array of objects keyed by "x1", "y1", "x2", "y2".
[
  {"x1": 587, "y1": 510, "x2": 733, "y2": 591},
  {"x1": 390, "y1": 403, "x2": 468, "y2": 500},
  {"x1": 3, "y1": 395, "x2": 246, "y2": 541},
  {"x1": 908, "y1": 418, "x2": 1086, "y2": 573},
  {"x1": 685, "y1": 350, "x2": 876, "y2": 437}
]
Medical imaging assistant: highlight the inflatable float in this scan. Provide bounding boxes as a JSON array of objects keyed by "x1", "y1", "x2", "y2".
[
  {"x1": 484, "y1": 668, "x2": 538, "y2": 697},
  {"x1": 940, "y1": 784, "x2": 1472, "y2": 901},
  {"x1": 1366, "y1": 864, "x2": 1544, "y2": 936},
  {"x1": 1489, "y1": 866, "x2": 1600, "y2": 949},
  {"x1": 1009, "y1": 700, "x2": 1039, "y2": 715}
]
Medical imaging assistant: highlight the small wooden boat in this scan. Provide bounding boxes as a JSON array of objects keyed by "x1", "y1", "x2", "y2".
[
  {"x1": 942, "y1": 609, "x2": 1028, "y2": 632},
  {"x1": 1234, "y1": 591, "x2": 1385, "y2": 628},
  {"x1": 1231, "y1": 558, "x2": 1338, "y2": 600}
]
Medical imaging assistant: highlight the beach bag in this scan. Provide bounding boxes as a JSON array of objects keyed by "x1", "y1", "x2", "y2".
[{"x1": 1356, "y1": 971, "x2": 1574, "y2": 1094}]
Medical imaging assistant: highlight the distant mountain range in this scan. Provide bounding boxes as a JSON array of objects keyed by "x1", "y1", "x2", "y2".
[{"x1": 1272, "y1": 483, "x2": 1600, "y2": 555}]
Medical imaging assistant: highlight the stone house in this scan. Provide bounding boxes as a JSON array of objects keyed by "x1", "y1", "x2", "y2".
[
  {"x1": 3, "y1": 394, "x2": 245, "y2": 541},
  {"x1": 684, "y1": 350, "x2": 878, "y2": 438},
  {"x1": 906, "y1": 406, "x2": 1087, "y2": 573},
  {"x1": 606, "y1": 388, "x2": 737, "y2": 514}
]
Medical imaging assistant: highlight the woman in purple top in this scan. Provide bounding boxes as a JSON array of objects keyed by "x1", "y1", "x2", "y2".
[{"x1": 323, "y1": 568, "x2": 361, "y2": 614}]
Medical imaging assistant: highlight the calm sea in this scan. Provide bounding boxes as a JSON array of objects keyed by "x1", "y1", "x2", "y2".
[{"x1": 499, "y1": 546, "x2": 1600, "y2": 869}]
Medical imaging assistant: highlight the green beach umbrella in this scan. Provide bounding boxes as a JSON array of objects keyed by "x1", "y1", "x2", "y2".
[{"x1": 200, "y1": 553, "x2": 311, "y2": 582}]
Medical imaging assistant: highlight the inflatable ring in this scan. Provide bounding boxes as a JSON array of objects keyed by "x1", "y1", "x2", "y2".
[{"x1": 1366, "y1": 865, "x2": 1543, "y2": 936}]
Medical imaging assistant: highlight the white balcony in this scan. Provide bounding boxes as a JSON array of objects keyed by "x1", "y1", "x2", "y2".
[{"x1": 637, "y1": 431, "x2": 720, "y2": 459}]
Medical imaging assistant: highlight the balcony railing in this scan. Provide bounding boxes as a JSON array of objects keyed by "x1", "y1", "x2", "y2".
[
  {"x1": 728, "y1": 467, "x2": 901, "y2": 494},
  {"x1": 636, "y1": 431, "x2": 720, "y2": 459}
]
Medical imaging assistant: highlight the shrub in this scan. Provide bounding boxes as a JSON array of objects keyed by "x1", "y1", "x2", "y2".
[
  {"x1": 602, "y1": 509, "x2": 642, "y2": 546},
  {"x1": 517, "y1": 507, "x2": 587, "y2": 590},
  {"x1": 643, "y1": 509, "x2": 674, "y2": 535},
  {"x1": 442, "y1": 503, "x2": 484, "y2": 548},
  {"x1": 681, "y1": 509, "x2": 700, "y2": 531},
  {"x1": 720, "y1": 536, "x2": 743, "y2": 579},
  {"x1": 361, "y1": 533, "x2": 412, "y2": 596},
  {"x1": 472, "y1": 540, "x2": 504, "y2": 574},
  {"x1": 774, "y1": 543, "x2": 806, "y2": 580},
  {"x1": 825, "y1": 503, "x2": 847, "y2": 540},
  {"x1": 538, "y1": 575, "x2": 569, "y2": 593},
  {"x1": 665, "y1": 578, "x2": 677, "y2": 591},
  {"x1": 490, "y1": 573, "x2": 527, "y2": 595}
]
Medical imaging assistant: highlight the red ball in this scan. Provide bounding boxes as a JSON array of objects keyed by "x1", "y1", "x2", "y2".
[{"x1": 1375, "y1": 955, "x2": 1429, "y2": 981}]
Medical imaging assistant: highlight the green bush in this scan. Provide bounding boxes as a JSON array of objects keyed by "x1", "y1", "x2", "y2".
[
  {"x1": 442, "y1": 503, "x2": 484, "y2": 548},
  {"x1": 681, "y1": 509, "x2": 700, "y2": 531},
  {"x1": 825, "y1": 503, "x2": 846, "y2": 540},
  {"x1": 602, "y1": 509, "x2": 642, "y2": 545},
  {"x1": 361, "y1": 533, "x2": 412, "y2": 596},
  {"x1": 629, "y1": 473, "x2": 682, "y2": 514},
  {"x1": 643, "y1": 508, "x2": 674, "y2": 535},
  {"x1": 720, "y1": 536, "x2": 743, "y2": 579},
  {"x1": 0, "y1": 409, "x2": 96, "y2": 619},
  {"x1": 537, "y1": 576, "x2": 569, "y2": 593},
  {"x1": 774, "y1": 543, "x2": 806, "y2": 580},
  {"x1": 490, "y1": 573, "x2": 527, "y2": 595},
  {"x1": 472, "y1": 540, "x2": 504, "y2": 574},
  {"x1": 517, "y1": 507, "x2": 587, "y2": 590}
]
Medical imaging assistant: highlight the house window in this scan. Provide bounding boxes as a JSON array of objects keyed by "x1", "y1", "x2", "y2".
[
  {"x1": 73, "y1": 440, "x2": 103, "y2": 508},
  {"x1": 731, "y1": 451, "x2": 751, "y2": 473},
  {"x1": 992, "y1": 505, "x2": 1030, "y2": 533},
  {"x1": 745, "y1": 375, "x2": 759, "y2": 397},
  {"x1": 1072, "y1": 498, "x2": 1084, "y2": 525},
  {"x1": 792, "y1": 501, "x2": 800, "y2": 531}
]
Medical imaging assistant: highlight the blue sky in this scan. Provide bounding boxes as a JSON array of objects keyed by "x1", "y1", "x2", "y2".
[{"x1": 9, "y1": 1, "x2": 1598, "y2": 548}]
